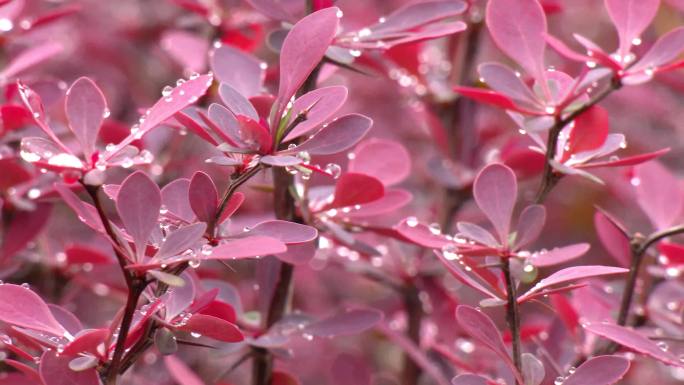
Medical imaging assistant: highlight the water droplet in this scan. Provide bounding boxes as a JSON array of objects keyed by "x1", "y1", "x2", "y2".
[
  {"x1": 630, "y1": 177, "x2": 641, "y2": 186},
  {"x1": 349, "y1": 49, "x2": 362, "y2": 58},
  {"x1": 27, "y1": 188, "x2": 41, "y2": 199},
  {"x1": 406, "y1": 216, "x2": 419, "y2": 227},
  {"x1": 632, "y1": 37, "x2": 642, "y2": 46},
  {"x1": 103, "y1": 108, "x2": 111, "y2": 118},
  {"x1": 0, "y1": 18, "x2": 13, "y2": 32},
  {"x1": 259, "y1": 62, "x2": 268, "y2": 70},
  {"x1": 336, "y1": 9, "x2": 344, "y2": 18},
  {"x1": 189, "y1": 72, "x2": 200, "y2": 80},
  {"x1": 188, "y1": 258, "x2": 201, "y2": 269},
  {"x1": 20, "y1": 283, "x2": 30, "y2": 289},
  {"x1": 201, "y1": 244, "x2": 212, "y2": 256},
  {"x1": 545, "y1": 106, "x2": 556, "y2": 115},
  {"x1": 190, "y1": 332, "x2": 202, "y2": 338},
  {"x1": 554, "y1": 376, "x2": 565, "y2": 385},
  {"x1": 161, "y1": 85, "x2": 173, "y2": 97},
  {"x1": 302, "y1": 333, "x2": 314, "y2": 341},
  {"x1": 324, "y1": 163, "x2": 341, "y2": 179},
  {"x1": 159, "y1": 205, "x2": 168, "y2": 215},
  {"x1": 567, "y1": 366, "x2": 576, "y2": 374},
  {"x1": 586, "y1": 60, "x2": 597, "y2": 68},
  {"x1": 175, "y1": 79, "x2": 186, "y2": 87},
  {"x1": 657, "y1": 341, "x2": 669, "y2": 351},
  {"x1": 428, "y1": 223, "x2": 441, "y2": 235}
]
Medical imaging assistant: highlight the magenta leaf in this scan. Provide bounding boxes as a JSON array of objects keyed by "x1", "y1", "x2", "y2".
[
  {"x1": 189, "y1": 171, "x2": 219, "y2": 224},
  {"x1": 514, "y1": 205, "x2": 546, "y2": 250},
  {"x1": 486, "y1": 0, "x2": 547, "y2": 81},
  {"x1": 284, "y1": 85, "x2": 348, "y2": 141},
  {"x1": 473, "y1": 163, "x2": 517, "y2": 244},
  {"x1": 283, "y1": 113, "x2": 372, "y2": 156},
  {"x1": 208, "y1": 236, "x2": 287, "y2": 260},
  {"x1": 396, "y1": 220, "x2": 451, "y2": 249},
  {"x1": 327, "y1": 173, "x2": 384, "y2": 209},
  {"x1": 260, "y1": 155, "x2": 302, "y2": 167},
  {"x1": 348, "y1": 139, "x2": 411, "y2": 186},
  {"x1": 0, "y1": 41, "x2": 62, "y2": 80},
  {"x1": 115, "y1": 171, "x2": 161, "y2": 259},
  {"x1": 246, "y1": 220, "x2": 318, "y2": 244},
  {"x1": 455, "y1": 305, "x2": 521, "y2": 383},
  {"x1": 605, "y1": 0, "x2": 660, "y2": 57},
  {"x1": 584, "y1": 322, "x2": 684, "y2": 367},
  {"x1": 156, "y1": 223, "x2": 207, "y2": 260},
  {"x1": 209, "y1": 45, "x2": 265, "y2": 97},
  {"x1": 304, "y1": 308, "x2": 383, "y2": 337},
  {"x1": 218, "y1": 83, "x2": 259, "y2": 120},
  {"x1": 161, "y1": 30, "x2": 208, "y2": 73},
  {"x1": 594, "y1": 211, "x2": 631, "y2": 267},
  {"x1": 343, "y1": 189, "x2": 413, "y2": 218},
  {"x1": 164, "y1": 355, "x2": 205, "y2": 385},
  {"x1": 453, "y1": 86, "x2": 539, "y2": 114},
  {"x1": 630, "y1": 27, "x2": 684, "y2": 75},
  {"x1": 478, "y1": 62, "x2": 540, "y2": 107},
  {"x1": 0, "y1": 284, "x2": 67, "y2": 336},
  {"x1": 519, "y1": 266, "x2": 628, "y2": 301},
  {"x1": 530, "y1": 243, "x2": 591, "y2": 267},
  {"x1": 112, "y1": 73, "x2": 212, "y2": 153},
  {"x1": 1, "y1": 202, "x2": 52, "y2": 260},
  {"x1": 65, "y1": 77, "x2": 107, "y2": 160},
  {"x1": 161, "y1": 178, "x2": 194, "y2": 222},
  {"x1": 39, "y1": 351, "x2": 100, "y2": 385},
  {"x1": 562, "y1": 355, "x2": 630, "y2": 385},
  {"x1": 276, "y1": 7, "x2": 339, "y2": 111},
  {"x1": 367, "y1": 0, "x2": 466, "y2": 36},
  {"x1": 634, "y1": 161, "x2": 683, "y2": 230},
  {"x1": 176, "y1": 314, "x2": 243, "y2": 342},
  {"x1": 456, "y1": 222, "x2": 499, "y2": 247}
]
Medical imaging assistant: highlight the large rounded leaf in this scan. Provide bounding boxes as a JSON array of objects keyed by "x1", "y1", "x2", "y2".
[
  {"x1": 473, "y1": 164, "x2": 517, "y2": 245},
  {"x1": 116, "y1": 171, "x2": 161, "y2": 259},
  {"x1": 65, "y1": 77, "x2": 107, "y2": 160},
  {"x1": 0, "y1": 284, "x2": 66, "y2": 336}
]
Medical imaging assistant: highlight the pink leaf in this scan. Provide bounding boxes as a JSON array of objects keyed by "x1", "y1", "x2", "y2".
[
  {"x1": 451, "y1": 374, "x2": 490, "y2": 385},
  {"x1": 39, "y1": 351, "x2": 100, "y2": 385},
  {"x1": 365, "y1": 1, "x2": 466, "y2": 37},
  {"x1": 584, "y1": 322, "x2": 684, "y2": 367},
  {"x1": 530, "y1": 243, "x2": 591, "y2": 267},
  {"x1": 156, "y1": 223, "x2": 207, "y2": 260},
  {"x1": 164, "y1": 355, "x2": 205, "y2": 385},
  {"x1": 579, "y1": 148, "x2": 670, "y2": 169},
  {"x1": 634, "y1": 161, "x2": 683, "y2": 230},
  {"x1": 161, "y1": 30, "x2": 208, "y2": 73},
  {"x1": 327, "y1": 173, "x2": 384, "y2": 209},
  {"x1": 284, "y1": 85, "x2": 348, "y2": 141},
  {"x1": 473, "y1": 163, "x2": 517, "y2": 244},
  {"x1": 395, "y1": 220, "x2": 451, "y2": 249},
  {"x1": 111, "y1": 73, "x2": 212, "y2": 153},
  {"x1": 514, "y1": 205, "x2": 546, "y2": 250},
  {"x1": 218, "y1": 83, "x2": 258, "y2": 120},
  {"x1": 348, "y1": 139, "x2": 411, "y2": 186},
  {"x1": 211, "y1": 45, "x2": 264, "y2": 97},
  {"x1": 189, "y1": 171, "x2": 218, "y2": 224},
  {"x1": 218, "y1": 192, "x2": 244, "y2": 223},
  {"x1": 65, "y1": 77, "x2": 107, "y2": 160},
  {"x1": 486, "y1": 0, "x2": 547, "y2": 81},
  {"x1": 519, "y1": 266, "x2": 628, "y2": 301},
  {"x1": 630, "y1": 27, "x2": 684, "y2": 74},
  {"x1": 0, "y1": 41, "x2": 62, "y2": 80},
  {"x1": 455, "y1": 306, "x2": 521, "y2": 383},
  {"x1": 562, "y1": 355, "x2": 630, "y2": 385},
  {"x1": 176, "y1": 314, "x2": 243, "y2": 342},
  {"x1": 605, "y1": 0, "x2": 660, "y2": 58},
  {"x1": 283, "y1": 113, "x2": 372, "y2": 156},
  {"x1": 277, "y1": 7, "x2": 339, "y2": 111},
  {"x1": 478, "y1": 62, "x2": 540, "y2": 106},
  {"x1": 343, "y1": 189, "x2": 413, "y2": 218},
  {"x1": 161, "y1": 178, "x2": 195, "y2": 222},
  {"x1": 594, "y1": 211, "x2": 631, "y2": 267},
  {"x1": 305, "y1": 309, "x2": 383, "y2": 337},
  {"x1": 0, "y1": 284, "x2": 66, "y2": 336},
  {"x1": 246, "y1": 220, "x2": 318, "y2": 244},
  {"x1": 116, "y1": 171, "x2": 161, "y2": 259},
  {"x1": 208, "y1": 236, "x2": 287, "y2": 260}
]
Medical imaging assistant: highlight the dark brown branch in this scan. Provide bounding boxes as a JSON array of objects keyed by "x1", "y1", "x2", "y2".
[{"x1": 502, "y1": 258, "x2": 522, "y2": 379}]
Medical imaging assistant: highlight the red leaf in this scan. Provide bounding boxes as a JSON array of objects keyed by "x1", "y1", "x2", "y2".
[
  {"x1": 327, "y1": 173, "x2": 384, "y2": 209},
  {"x1": 562, "y1": 355, "x2": 630, "y2": 385},
  {"x1": 39, "y1": 351, "x2": 100, "y2": 385},
  {"x1": 348, "y1": 139, "x2": 411, "y2": 186},
  {"x1": 562, "y1": 106, "x2": 609, "y2": 161},
  {"x1": 284, "y1": 113, "x2": 372, "y2": 156},
  {"x1": 189, "y1": 171, "x2": 219, "y2": 224},
  {"x1": 176, "y1": 314, "x2": 243, "y2": 342},
  {"x1": 65, "y1": 77, "x2": 107, "y2": 161},
  {"x1": 115, "y1": 171, "x2": 161, "y2": 259},
  {"x1": 473, "y1": 164, "x2": 517, "y2": 245}
]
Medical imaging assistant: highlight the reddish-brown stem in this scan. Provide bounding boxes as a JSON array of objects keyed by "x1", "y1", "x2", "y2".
[
  {"x1": 401, "y1": 281, "x2": 424, "y2": 385},
  {"x1": 501, "y1": 257, "x2": 522, "y2": 380}
]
